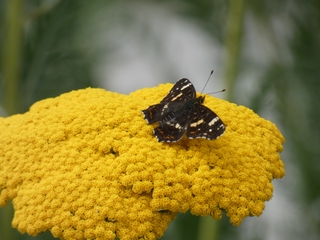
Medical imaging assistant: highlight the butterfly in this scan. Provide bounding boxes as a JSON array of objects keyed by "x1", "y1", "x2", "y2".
[{"x1": 141, "y1": 78, "x2": 226, "y2": 142}]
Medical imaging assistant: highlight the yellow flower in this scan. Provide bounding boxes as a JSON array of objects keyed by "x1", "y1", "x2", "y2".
[{"x1": 0, "y1": 84, "x2": 285, "y2": 239}]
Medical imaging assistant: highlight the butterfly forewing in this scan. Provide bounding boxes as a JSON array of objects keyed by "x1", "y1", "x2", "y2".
[{"x1": 161, "y1": 78, "x2": 196, "y2": 102}]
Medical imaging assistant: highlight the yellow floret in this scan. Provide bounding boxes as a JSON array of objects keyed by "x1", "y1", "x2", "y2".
[{"x1": 0, "y1": 83, "x2": 285, "y2": 239}]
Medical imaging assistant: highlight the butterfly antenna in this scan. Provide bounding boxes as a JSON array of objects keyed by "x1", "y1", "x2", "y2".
[
  {"x1": 201, "y1": 70, "x2": 214, "y2": 94},
  {"x1": 206, "y1": 89, "x2": 226, "y2": 95}
]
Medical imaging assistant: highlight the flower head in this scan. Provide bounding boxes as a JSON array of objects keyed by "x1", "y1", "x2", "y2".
[{"x1": 0, "y1": 84, "x2": 285, "y2": 239}]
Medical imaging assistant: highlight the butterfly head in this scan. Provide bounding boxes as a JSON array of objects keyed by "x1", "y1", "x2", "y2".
[{"x1": 196, "y1": 95, "x2": 205, "y2": 105}]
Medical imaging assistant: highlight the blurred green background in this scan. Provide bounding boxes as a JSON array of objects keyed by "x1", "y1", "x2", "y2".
[{"x1": 0, "y1": 0, "x2": 319, "y2": 239}]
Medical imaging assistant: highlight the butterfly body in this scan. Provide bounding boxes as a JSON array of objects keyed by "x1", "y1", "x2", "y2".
[{"x1": 142, "y1": 78, "x2": 225, "y2": 142}]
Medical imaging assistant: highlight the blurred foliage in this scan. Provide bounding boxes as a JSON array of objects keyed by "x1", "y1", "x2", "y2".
[
  {"x1": 1, "y1": 0, "x2": 320, "y2": 239},
  {"x1": 1, "y1": 0, "x2": 95, "y2": 114},
  {"x1": 247, "y1": 0, "x2": 320, "y2": 203}
]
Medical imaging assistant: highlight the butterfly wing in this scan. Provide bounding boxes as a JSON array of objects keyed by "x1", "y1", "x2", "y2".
[
  {"x1": 153, "y1": 115, "x2": 189, "y2": 142},
  {"x1": 142, "y1": 78, "x2": 225, "y2": 142},
  {"x1": 152, "y1": 100, "x2": 197, "y2": 142},
  {"x1": 142, "y1": 103, "x2": 170, "y2": 124},
  {"x1": 160, "y1": 78, "x2": 196, "y2": 102},
  {"x1": 186, "y1": 105, "x2": 225, "y2": 140},
  {"x1": 142, "y1": 78, "x2": 196, "y2": 124}
]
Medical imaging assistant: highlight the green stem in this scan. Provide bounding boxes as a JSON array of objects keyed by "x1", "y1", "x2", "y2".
[
  {"x1": 223, "y1": 0, "x2": 246, "y2": 102},
  {"x1": 197, "y1": 217, "x2": 219, "y2": 240},
  {"x1": 0, "y1": 202, "x2": 16, "y2": 239},
  {"x1": 3, "y1": 0, "x2": 23, "y2": 115},
  {"x1": 1, "y1": 0, "x2": 23, "y2": 238}
]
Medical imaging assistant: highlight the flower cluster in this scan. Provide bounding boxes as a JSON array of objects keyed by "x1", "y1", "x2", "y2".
[{"x1": 0, "y1": 84, "x2": 285, "y2": 239}]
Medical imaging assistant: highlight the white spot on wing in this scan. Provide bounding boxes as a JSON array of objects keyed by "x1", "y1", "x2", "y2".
[
  {"x1": 208, "y1": 117, "x2": 219, "y2": 126},
  {"x1": 171, "y1": 92, "x2": 183, "y2": 101},
  {"x1": 180, "y1": 83, "x2": 192, "y2": 91},
  {"x1": 190, "y1": 119, "x2": 204, "y2": 127}
]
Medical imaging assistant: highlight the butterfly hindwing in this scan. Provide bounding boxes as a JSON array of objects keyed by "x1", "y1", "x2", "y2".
[
  {"x1": 153, "y1": 120, "x2": 188, "y2": 142},
  {"x1": 153, "y1": 103, "x2": 194, "y2": 142},
  {"x1": 186, "y1": 105, "x2": 225, "y2": 140},
  {"x1": 142, "y1": 104, "x2": 170, "y2": 124}
]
